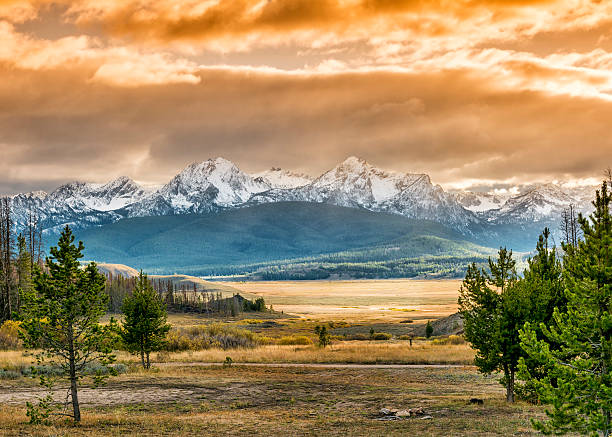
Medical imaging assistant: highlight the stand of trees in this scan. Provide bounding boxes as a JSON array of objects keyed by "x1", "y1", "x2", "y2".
[
  {"x1": 0, "y1": 200, "x2": 43, "y2": 323},
  {"x1": 460, "y1": 180, "x2": 611, "y2": 436},
  {"x1": 104, "y1": 273, "x2": 267, "y2": 316}
]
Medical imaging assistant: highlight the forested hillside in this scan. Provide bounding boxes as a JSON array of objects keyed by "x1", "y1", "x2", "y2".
[{"x1": 74, "y1": 202, "x2": 496, "y2": 278}]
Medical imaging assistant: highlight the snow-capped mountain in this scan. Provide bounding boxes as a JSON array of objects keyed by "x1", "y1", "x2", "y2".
[
  {"x1": 455, "y1": 191, "x2": 509, "y2": 213},
  {"x1": 125, "y1": 158, "x2": 270, "y2": 216},
  {"x1": 9, "y1": 177, "x2": 146, "y2": 234},
  {"x1": 4, "y1": 156, "x2": 601, "y2": 245},
  {"x1": 252, "y1": 168, "x2": 312, "y2": 189},
  {"x1": 484, "y1": 183, "x2": 591, "y2": 225},
  {"x1": 249, "y1": 157, "x2": 480, "y2": 232}
]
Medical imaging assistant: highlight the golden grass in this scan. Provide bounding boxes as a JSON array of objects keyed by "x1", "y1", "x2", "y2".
[
  {"x1": 224, "y1": 279, "x2": 462, "y2": 322},
  {"x1": 0, "y1": 341, "x2": 474, "y2": 369},
  {"x1": 147, "y1": 341, "x2": 474, "y2": 365}
]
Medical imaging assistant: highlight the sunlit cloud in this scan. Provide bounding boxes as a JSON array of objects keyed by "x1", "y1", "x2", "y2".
[{"x1": 0, "y1": 0, "x2": 611, "y2": 193}]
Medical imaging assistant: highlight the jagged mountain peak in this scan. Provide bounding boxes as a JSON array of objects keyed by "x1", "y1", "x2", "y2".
[{"x1": 253, "y1": 167, "x2": 313, "y2": 189}]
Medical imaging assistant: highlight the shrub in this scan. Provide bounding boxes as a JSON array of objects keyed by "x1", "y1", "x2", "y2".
[
  {"x1": 163, "y1": 323, "x2": 263, "y2": 352},
  {"x1": 345, "y1": 333, "x2": 370, "y2": 341},
  {"x1": 0, "y1": 369, "x2": 21, "y2": 379},
  {"x1": 431, "y1": 335, "x2": 466, "y2": 346},
  {"x1": 371, "y1": 332, "x2": 392, "y2": 341},
  {"x1": 398, "y1": 334, "x2": 413, "y2": 341},
  {"x1": 277, "y1": 335, "x2": 312, "y2": 345},
  {"x1": 0, "y1": 320, "x2": 22, "y2": 350}
]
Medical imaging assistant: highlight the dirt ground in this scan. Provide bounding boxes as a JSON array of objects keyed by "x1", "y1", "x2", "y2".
[{"x1": 0, "y1": 364, "x2": 554, "y2": 436}]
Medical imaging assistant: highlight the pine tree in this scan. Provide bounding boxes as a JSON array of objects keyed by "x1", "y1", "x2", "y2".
[
  {"x1": 514, "y1": 229, "x2": 565, "y2": 402},
  {"x1": 520, "y1": 182, "x2": 612, "y2": 435},
  {"x1": 20, "y1": 226, "x2": 116, "y2": 422},
  {"x1": 314, "y1": 325, "x2": 331, "y2": 348},
  {"x1": 425, "y1": 321, "x2": 433, "y2": 338},
  {"x1": 121, "y1": 271, "x2": 171, "y2": 369},
  {"x1": 459, "y1": 248, "x2": 522, "y2": 402}
]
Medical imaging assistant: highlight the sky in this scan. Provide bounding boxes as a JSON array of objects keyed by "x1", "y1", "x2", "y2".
[{"x1": 0, "y1": 0, "x2": 611, "y2": 195}]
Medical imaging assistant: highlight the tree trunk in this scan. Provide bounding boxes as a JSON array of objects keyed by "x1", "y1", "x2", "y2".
[
  {"x1": 140, "y1": 348, "x2": 146, "y2": 369},
  {"x1": 146, "y1": 351, "x2": 150, "y2": 370},
  {"x1": 68, "y1": 331, "x2": 81, "y2": 422},
  {"x1": 506, "y1": 367, "x2": 515, "y2": 403}
]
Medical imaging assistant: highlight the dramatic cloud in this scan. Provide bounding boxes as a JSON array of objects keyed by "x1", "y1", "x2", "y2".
[{"x1": 0, "y1": 0, "x2": 611, "y2": 193}]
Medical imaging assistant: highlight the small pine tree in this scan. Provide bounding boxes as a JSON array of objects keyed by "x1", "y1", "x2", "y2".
[
  {"x1": 425, "y1": 321, "x2": 433, "y2": 338},
  {"x1": 20, "y1": 226, "x2": 116, "y2": 422},
  {"x1": 520, "y1": 182, "x2": 612, "y2": 435},
  {"x1": 314, "y1": 325, "x2": 331, "y2": 348},
  {"x1": 121, "y1": 271, "x2": 171, "y2": 369}
]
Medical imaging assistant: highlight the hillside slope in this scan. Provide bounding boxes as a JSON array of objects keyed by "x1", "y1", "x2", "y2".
[{"x1": 74, "y1": 202, "x2": 494, "y2": 276}]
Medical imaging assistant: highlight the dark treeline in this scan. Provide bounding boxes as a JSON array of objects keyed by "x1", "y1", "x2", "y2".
[{"x1": 105, "y1": 272, "x2": 265, "y2": 316}]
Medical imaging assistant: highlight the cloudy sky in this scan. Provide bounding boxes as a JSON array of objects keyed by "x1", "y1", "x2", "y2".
[{"x1": 1, "y1": 0, "x2": 611, "y2": 194}]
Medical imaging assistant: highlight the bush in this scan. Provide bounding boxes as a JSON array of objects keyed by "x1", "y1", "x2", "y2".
[
  {"x1": 371, "y1": 332, "x2": 392, "y2": 341},
  {"x1": 0, "y1": 320, "x2": 22, "y2": 350},
  {"x1": 277, "y1": 335, "x2": 312, "y2": 345},
  {"x1": 398, "y1": 334, "x2": 413, "y2": 341},
  {"x1": 0, "y1": 369, "x2": 21, "y2": 379},
  {"x1": 345, "y1": 333, "x2": 370, "y2": 341},
  {"x1": 163, "y1": 323, "x2": 264, "y2": 352},
  {"x1": 431, "y1": 335, "x2": 465, "y2": 345}
]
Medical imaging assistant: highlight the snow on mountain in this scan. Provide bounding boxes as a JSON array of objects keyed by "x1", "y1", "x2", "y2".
[
  {"x1": 126, "y1": 157, "x2": 270, "y2": 216},
  {"x1": 4, "y1": 156, "x2": 602, "y2": 239},
  {"x1": 486, "y1": 183, "x2": 578, "y2": 224},
  {"x1": 252, "y1": 168, "x2": 313, "y2": 189},
  {"x1": 305, "y1": 156, "x2": 424, "y2": 205},
  {"x1": 380, "y1": 175, "x2": 481, "y2": 232},
  {"x1": 249, "y1": 157, "x2": 479, "y2": 232},
  {"x1": 454, "y1": 191, "x2": 508, "y2": 213}
]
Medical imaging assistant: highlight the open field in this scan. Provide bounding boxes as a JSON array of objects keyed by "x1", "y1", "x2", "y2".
[
  {"x1": 0, "y1": 364, "x2": 561, "y2": 436},
  {"x1": 0, "y1": 279, "x2": 556, "y2": 436},
  {"x1": 225, "y1": 279, "x2": 461, "y2": 322}
]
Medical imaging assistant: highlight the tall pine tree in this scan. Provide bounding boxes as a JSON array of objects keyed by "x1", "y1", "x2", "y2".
[{"x1": 520, "y1": 182, "x2": 612, "y2": 435}]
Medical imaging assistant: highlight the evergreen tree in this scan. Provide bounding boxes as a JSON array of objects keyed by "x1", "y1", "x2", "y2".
[
  {"x1": 121, "y1": 271, "x2": 171, "y2": 369},
  {"x1": 459, "y1": 248, "x2": 522, "y2": 402},
  {"x1": 20, "y1": 226, "x2": 116, "y2": 422},
  {"x1": 425, "y1": 321, "x2": 433, "y2": 338},
  {"x1": 520, "y1": 182, "x2": 612, "y2": 435},
  {"x1": 515, "y1": 229, "x2": 565, "y2": 401},
  {"x1": 314, "y1": 325, "x2": 331, "y2": 348}
]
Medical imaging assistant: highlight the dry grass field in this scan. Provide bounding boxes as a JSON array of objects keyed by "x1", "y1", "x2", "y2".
[{"x1": 226, "y1": 279, "x2": 461, "y2": 322}]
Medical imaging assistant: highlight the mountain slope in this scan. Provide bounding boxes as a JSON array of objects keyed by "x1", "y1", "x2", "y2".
[{"x1": 72, "y1": 202, "x2": 493, "y2": 275}]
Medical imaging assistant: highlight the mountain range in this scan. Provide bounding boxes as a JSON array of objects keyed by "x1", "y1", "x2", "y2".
[{"x1": 6, "y1": 156, "x2": 599, "y2": 257}]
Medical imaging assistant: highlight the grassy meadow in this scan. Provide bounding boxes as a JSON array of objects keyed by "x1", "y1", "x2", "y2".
[
  {"x1": 0, "y1": 279, "x2": 560, "y2": 436},
  {"x1": 225, "y1": 279, "x2": 462, "y2": 322}
]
